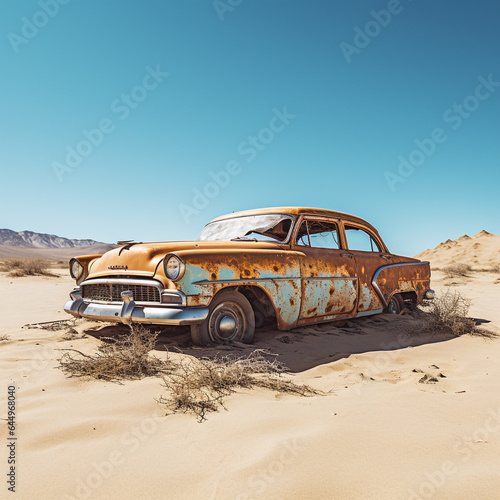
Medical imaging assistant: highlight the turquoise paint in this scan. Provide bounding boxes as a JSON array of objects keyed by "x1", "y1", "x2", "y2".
[{"x1": 301, "y1": 277, "x2": 357, "y2": 317}]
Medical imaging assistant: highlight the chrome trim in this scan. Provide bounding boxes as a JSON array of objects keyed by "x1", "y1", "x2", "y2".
[
  {"x1": 164, "y1": 254, "x2": 186, "y2": 282},
  {"x1": 193, "y1": 277, "x2": 299, "y2": 285},
  {"x1": 70, "y1": 258, "x2": 84, "y2": 280},
  {"x1": 80, "y1": 278, "x2": 165, "y2": 305},
  {"x1": 121, "y1": 291, "x2": 133, "y2": 303},
  {"x1": 64, "y1": 299, "x2": 208, "y2": 326},
  {"x1": 194, "y1": 276, "x2": 355, "y2": 285},
  {"x1": 162, "y1": 290, "x2": 187, "y2": 306},
  {"x1": 120, "y1": 291, "x2": 135, "y2": 322},
  {"x1": 300, "y1": 276, "x2": 357, "y2": 282},
  {"x1": 81, "y1": 278, "x2": 165, "y2": 288},
  {"x1": 371, "y1": 261, "x2": 430, "y2": 308},
  {"x1": 70, "y1": 287, "x2": 82, "y2": 301},
  {"x1": 356, "y1": 308, "x2": 383, "y2": 318}
]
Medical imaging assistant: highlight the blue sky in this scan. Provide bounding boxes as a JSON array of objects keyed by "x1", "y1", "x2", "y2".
[{"x1": 1, "y1": 0, "x2": 499, "y2": 255}]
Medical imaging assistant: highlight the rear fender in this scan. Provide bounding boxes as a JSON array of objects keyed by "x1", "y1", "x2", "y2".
[{"x1": 372, "y1": 261, "x2": 431, "y2": 307}]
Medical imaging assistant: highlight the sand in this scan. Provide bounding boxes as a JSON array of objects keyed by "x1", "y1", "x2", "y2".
[
  {"x1": 1, "y1": 264, "x2": 500, "y2": 499},
  {"x1": 416, "y1": 230, "x2": 500, "y2": 271}
]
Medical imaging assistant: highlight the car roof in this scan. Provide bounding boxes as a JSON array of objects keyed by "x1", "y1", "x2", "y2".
[{"x1": 210, "y1": 207, "x2": 381, "y2": 235}]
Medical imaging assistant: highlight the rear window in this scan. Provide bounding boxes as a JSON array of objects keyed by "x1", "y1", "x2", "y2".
[
  {"x1": 344, "y1": 225, "x2": 381, "y2": 252},
  {"x1": 296, "y1": 220, "x2": 341, "y2": 250}
]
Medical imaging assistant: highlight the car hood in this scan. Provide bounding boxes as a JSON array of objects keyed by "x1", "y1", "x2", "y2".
[{"x1": 87, "y1": 240, "x2": 286, "y2": 278}]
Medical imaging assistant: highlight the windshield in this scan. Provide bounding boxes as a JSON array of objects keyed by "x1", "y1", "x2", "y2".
[{"x1": 196, "y1": 214, "x2": 294, "y2": 243}]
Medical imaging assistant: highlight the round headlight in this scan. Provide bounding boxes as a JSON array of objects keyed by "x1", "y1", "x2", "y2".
[
  {"x1": 164, "y1": 255, "x2": 185, "y2": 281},
  {"x1": 70, "y1": 259, "x2": 84, "y2": 280}
]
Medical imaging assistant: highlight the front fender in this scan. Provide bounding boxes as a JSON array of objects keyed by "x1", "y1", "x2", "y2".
[{"x1": 174, "y1": 249, "x2": 302, "y2": 329}]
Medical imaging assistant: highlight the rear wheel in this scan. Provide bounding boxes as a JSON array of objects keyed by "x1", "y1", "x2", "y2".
[
  {"x1": 386, "y1": 294, "x2": 404, "y2": 314},
  {"x1": 190, "y1": 289, "x2": 255, "y2": 346}
]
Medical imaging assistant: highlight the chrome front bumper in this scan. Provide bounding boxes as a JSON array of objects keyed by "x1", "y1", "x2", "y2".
[{"x1": 64, "y1": 288, "x2": 208, "y2": 326}]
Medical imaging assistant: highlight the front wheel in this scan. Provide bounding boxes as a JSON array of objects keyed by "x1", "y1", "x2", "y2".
[{"x1": 190, "y1": 289, "x2": 255, "y2": 346}]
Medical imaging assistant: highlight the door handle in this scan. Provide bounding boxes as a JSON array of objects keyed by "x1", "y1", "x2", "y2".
[
  {"x1": 381, "y1": 255, "x2": 392, "y2": 260},
  {"x1": 340, "y1": 253, "x2": 354, "y2": 258}
]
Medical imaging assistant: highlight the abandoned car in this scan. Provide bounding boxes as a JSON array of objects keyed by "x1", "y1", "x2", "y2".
[{"x1": 64, "y1": 207, "x2": 433, "y2": 345}]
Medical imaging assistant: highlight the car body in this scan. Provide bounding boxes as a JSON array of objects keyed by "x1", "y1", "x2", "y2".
[{"x1": 64, "y1": 207, "x2": 433, "y2": 345}]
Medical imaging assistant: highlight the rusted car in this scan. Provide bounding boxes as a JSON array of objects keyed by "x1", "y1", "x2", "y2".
[{"x1": 64, "y1": 207, "x2": 433, "y2": 345}]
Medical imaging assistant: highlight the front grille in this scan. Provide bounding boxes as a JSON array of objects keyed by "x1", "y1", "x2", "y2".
[{"x1": 82, "y1": 282, "x2": 161, "y2": 303}]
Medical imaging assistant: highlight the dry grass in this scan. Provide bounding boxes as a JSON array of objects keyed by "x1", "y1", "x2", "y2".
[
  {"x1": 58, "y1": 325, "x2": 172, "y2": 382},
  {"x1": 0, "y1": 334, "x2": 10, "y2": 342},
  {"x1": 412, "y1": 291, "x2": 496, "y2": 338},
  {"x1": 58, "y1": 327, "x2": 323, "y2": 421},
  {"x1": 443, "y1": 263, "x2": 471, "y2": 278},
  {"x1": 0, "y1": 258, "x2": 57, "y2": 277},
  {"x1": 158, "y1": 350, "x2": 322, "y2": 422}
]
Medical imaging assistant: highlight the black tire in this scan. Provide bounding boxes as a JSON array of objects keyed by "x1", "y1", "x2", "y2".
[
  {"x1": 386, "y1": 293, "x2": 404, "y2": 314},
  {"x1": 190, "y1": 289, "x2": 255, "y2": 346}
]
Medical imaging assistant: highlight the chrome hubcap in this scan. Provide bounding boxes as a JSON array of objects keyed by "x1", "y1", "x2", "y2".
[
  {"x1": 218, "y1": 315, "x2": 237, "y2": 336},
  {"x1": 208, "y1": 301, "x2": 246, "y2": 342}
]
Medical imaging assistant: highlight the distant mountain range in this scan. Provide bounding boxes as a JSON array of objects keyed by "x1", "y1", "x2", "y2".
[{"x1": 0, "y1": 229, "x2": 104, "y2": 249}]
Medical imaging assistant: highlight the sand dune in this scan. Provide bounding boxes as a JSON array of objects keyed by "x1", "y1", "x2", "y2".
[
  {"x1": 415, "y1": 230, "x2": 500, "y2": 270},
  {"x1": 2, "y1": 263, "x2": 500, "y2": 499}
]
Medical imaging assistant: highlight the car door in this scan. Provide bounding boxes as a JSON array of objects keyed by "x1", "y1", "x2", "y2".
[
  {"x1": 341, "y1": 222, "x2": 389, "y2": 314},
  {"x1": 293, "y1": 217, "x2": 358, "y2": 324}
]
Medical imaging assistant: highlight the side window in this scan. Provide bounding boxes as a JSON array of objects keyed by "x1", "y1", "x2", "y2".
[
  {"x1": 296, "y1": 220, "x2": 340, "y2": 250},
  {"x1": 344, "y1": 225, "x2": 381, "y2": 252}
]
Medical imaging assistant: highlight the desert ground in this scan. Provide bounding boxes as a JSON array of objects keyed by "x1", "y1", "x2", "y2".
[{"x1": 1, "y1": 233, "x2": 500, "y2": 500}]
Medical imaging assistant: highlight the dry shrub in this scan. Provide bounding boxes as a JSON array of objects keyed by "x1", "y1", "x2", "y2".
[
  {"x1": 58, "y1": 329, "x2": 322, "y2": 421},
  {"x1": 443, "y1": 263, "x2": 471, "y2": 278},
  {"x1": 414, "y1": 291, "x2": 496, "y2": 338},
  {"x1": 58, "y1": 325, "x2": 171, "y2": 382},
  {"x1": 159, "y1": 350, "x2": 321, "y2": 422},
  {"x1": 488, "y1": 263, "x2": 500, "y2": 274},
  {"x1": 0, "y1": 334, "x2": 10, "y2": 342},
  {"x1": 419, "y1": 373, "x2": 439, "y2": 384},
  {"x1": 0, "y1": 258, "x2": 56, "y2": 277},
  {"x1": 25, "y1": 319, "x2": 73, "y2": 331}
]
